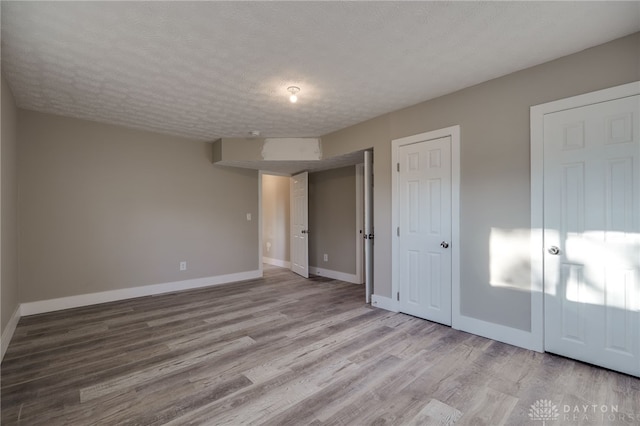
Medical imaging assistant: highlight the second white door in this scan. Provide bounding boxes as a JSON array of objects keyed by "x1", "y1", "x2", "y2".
[
  {"x1": 543, "y1": 94, "x2": 639, "y2": 377},
  {"x1": 398, "y1": 136, "x2": 452, "y2": 325}
]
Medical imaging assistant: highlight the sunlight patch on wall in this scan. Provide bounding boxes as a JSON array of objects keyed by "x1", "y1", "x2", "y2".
[
  {"x1": 562, "y1": 231, "x2": 639, "y2": 309},
  {"x1": 489, "y1": 227, "x2": 532, "y2": 292}
]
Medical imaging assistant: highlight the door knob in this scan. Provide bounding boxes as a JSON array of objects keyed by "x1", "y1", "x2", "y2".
[
  {"x1": 440, "y1": 241, "x2": 449, "y2": 249},
  {"x1": 548, "y1": 246, "x2": 560, "y2": 255}
]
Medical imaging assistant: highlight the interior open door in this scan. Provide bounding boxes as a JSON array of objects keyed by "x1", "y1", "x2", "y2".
[{"x1": 290, "y1": 172, "x2": 309, "y2": 278}]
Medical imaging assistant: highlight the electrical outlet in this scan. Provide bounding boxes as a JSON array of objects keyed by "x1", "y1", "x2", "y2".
[
  {"x1": 180, "y1": 261, "x2": 187, "y2": 271},
  {"x1": 323, "y1": 253, "x2": 328, "y2": 262},
  {"x1": 246, "y1": 213, "x2": 252, "y2": 221}
]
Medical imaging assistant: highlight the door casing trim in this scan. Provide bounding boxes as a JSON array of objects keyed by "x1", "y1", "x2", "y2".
[
  {"x1": 530, "y1": 81, "x2": 640, "y2": 353},
  {"x1": 355, "y1": 164, "x2": 365, "y2": 285}
]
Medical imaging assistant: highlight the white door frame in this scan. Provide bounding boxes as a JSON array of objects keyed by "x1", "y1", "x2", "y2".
[
  {"x1": 258, "y1": 171, "x2": 264, "y2": 276},
  {"x1": 391, "y1": 125, "x2": 460, "y2": 325},
  {"x1": 530, "y1": 81, "x2": 640, "y2": 353},
  {"x1": 355, "y1": 164, "x2": 365, "y2": 284},
  {"x1": 363, "y1": 151, "x2": 374, "y2": 302}
]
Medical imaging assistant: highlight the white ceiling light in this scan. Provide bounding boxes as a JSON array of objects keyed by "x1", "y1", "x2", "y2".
[{"x1": 287, "y1": 86, "x2": 300, "y2": 103}]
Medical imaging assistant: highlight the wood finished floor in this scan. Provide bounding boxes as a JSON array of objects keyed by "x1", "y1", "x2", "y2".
[{"x1": 2, "y1": 266, "x2": 639, "y2": 426}]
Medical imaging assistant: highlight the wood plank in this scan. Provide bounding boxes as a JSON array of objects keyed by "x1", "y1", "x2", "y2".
[{"x1": 406, "y1": 398, "x2": 463, "y2": 426}]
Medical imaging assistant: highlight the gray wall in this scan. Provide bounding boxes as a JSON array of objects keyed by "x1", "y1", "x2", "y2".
[
  {"x1": 321, "y1": 32, "x2": 640, "y2": 331},
  {"x1": 262, "y1": 174, "x2": 290, "y2": 263},
  {"x1": 1, "y1": 75, "x2": 19, "y2": 332},
  {"x1": 309, "y1": 166, "x2": 356, "y2": 275},
  {"x1": 212, "y1": 138, "x2": 264, "y2": 163},
  {"x1": 18, "y1": 110, "x2": 259, "y2": 302}
]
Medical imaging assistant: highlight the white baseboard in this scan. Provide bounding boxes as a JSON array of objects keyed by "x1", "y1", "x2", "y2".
[
  {"x1": 371, "y1": 294, "x2": 399, "y2": 312},
  {"x1": 453, "y1": 314, "x2": 542, "y2": 352},
  {"x1": 370, "y1": 295, "x2": 539, "y2": 351},
  {"x1": 309, "y1": 266, "x2": 361, "y2": 284},
  {"x1": 20, "y1": 269, "x2": 262, "y2": 317},
  {"x1": 1, "y1": 305, "x2": 21, "y2": 361},
  {"x1": 262, "y1": 257, "x2": 291, "y2": 269}
]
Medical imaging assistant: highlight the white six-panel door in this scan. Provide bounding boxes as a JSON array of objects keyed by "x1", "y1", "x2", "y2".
[
  {"x1": 290, "y1": 172, "x2": 309, "y2": 278},
  {"x1": 543, "y1": 95, "x2": 639, "y2": 376},
  {"x1": 398, "y1": 136, "x2": 452, "y2": 325}
]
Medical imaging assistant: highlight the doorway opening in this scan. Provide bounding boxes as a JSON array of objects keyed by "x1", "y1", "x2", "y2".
[
  {"x1": 260, "y1": 172, "x2": 292, "y2": 270},
  {"x1": 258, "y1": 153, "x2": 374, "y2": 303}
]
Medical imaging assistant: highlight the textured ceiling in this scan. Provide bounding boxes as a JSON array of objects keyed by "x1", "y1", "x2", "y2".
[{"x1": 2, "y1": 2, "x2": 639, "y2": 141}]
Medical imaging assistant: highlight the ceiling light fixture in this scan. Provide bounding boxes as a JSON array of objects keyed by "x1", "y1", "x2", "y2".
[{"x1": 287, "y1": 86, "x2": 300, "y2": 103}]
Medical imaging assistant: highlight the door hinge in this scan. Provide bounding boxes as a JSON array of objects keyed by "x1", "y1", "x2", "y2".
[
  {"x1": 397, "y1": 291, "x2": 400, "y2": 301},
  {"x1": 397, "y1": 226, "x2": 400, "y2": 237},
  {"x1": 397, "y1": 162, "x2": 400, "y2": 172}
]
